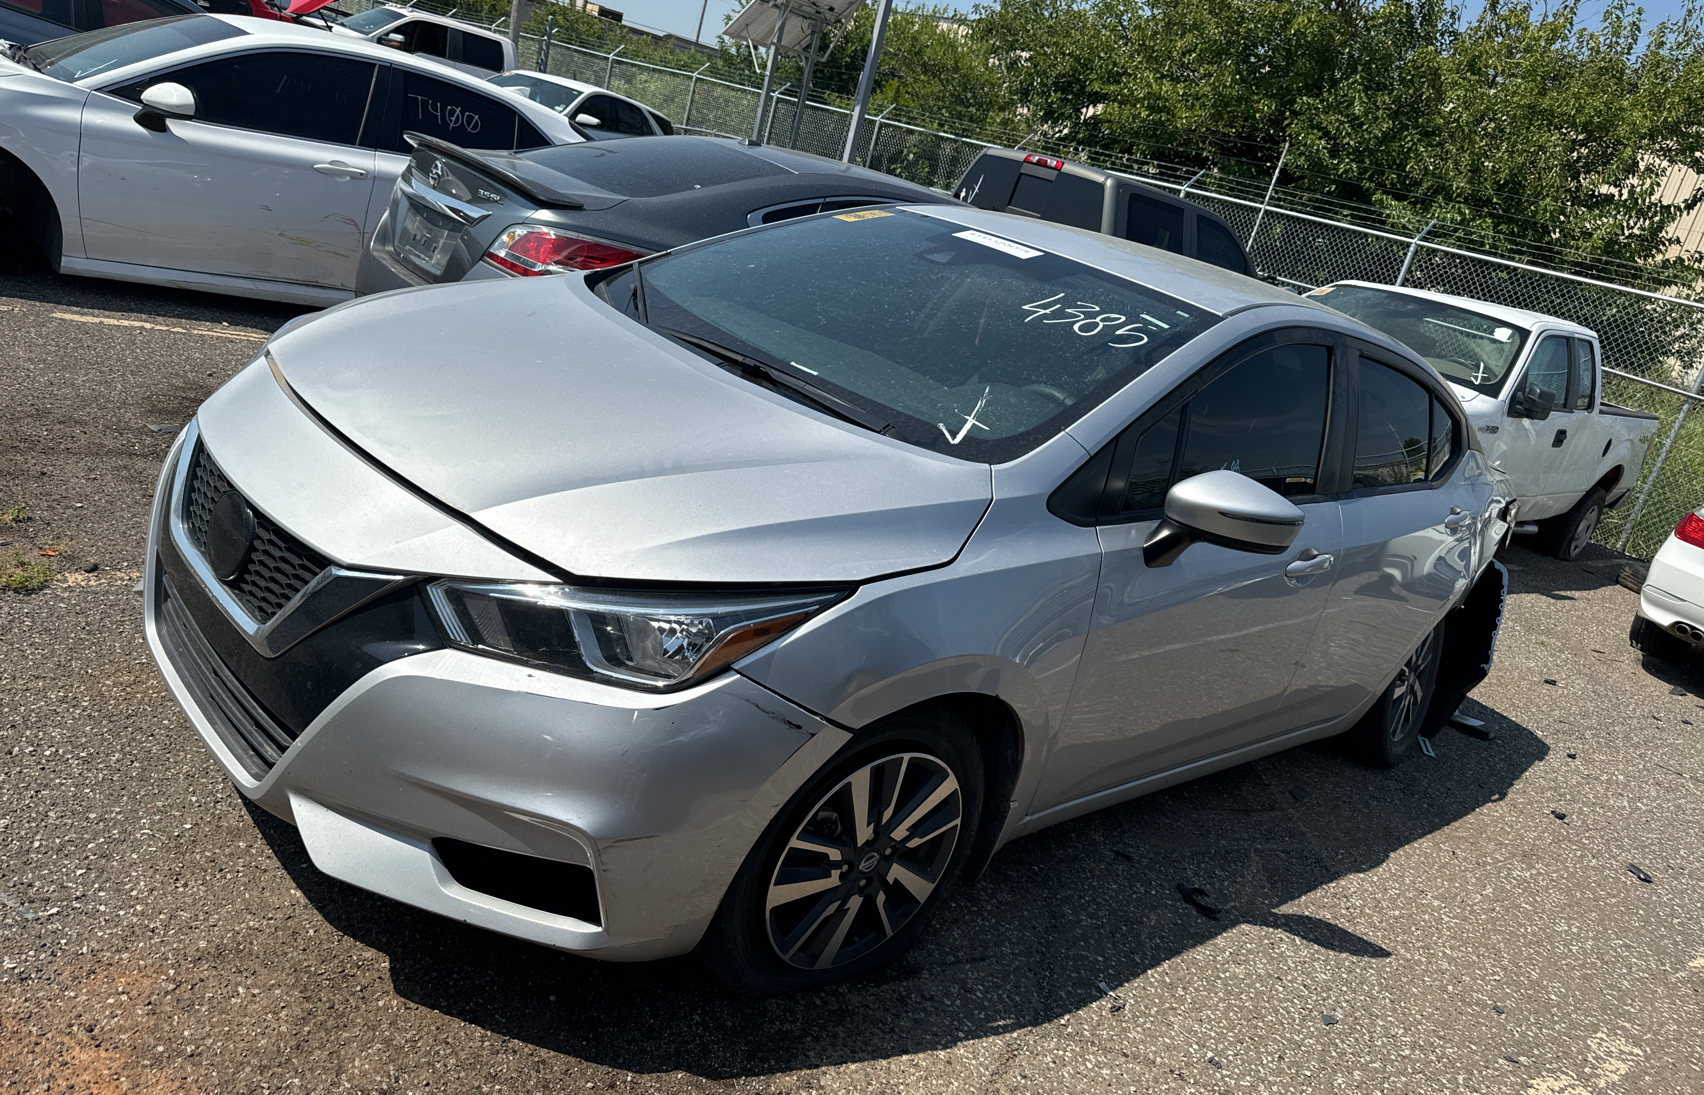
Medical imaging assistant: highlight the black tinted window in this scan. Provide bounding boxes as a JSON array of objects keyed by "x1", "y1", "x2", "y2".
[
  {"x1": 1354, "y1": 361, "x2": 1432, "y2": 488},
  {"x1": 573, "y1": 94, "x2": 621, "y2": 130},
  {"x1": 956, "y1": 155, "x2": 1020, "y2": 208},
  {"x1": 1121, "y1": 406, "x2": 1181, "y2": 511},
  {"x1": 611, "y1": 99, "x2": 652, "y2": 135},
  {"x1": 648, "y1": 109, "x2": 674, "y2": 135},
  {"x1": 385, "y1": 69, "x2": 531, "y2": 151},
  {"x1": 119, "y1": 51, "x2": 377, "y2": 146},
  {"x1": 1178, "y1": 344, "x2": 1330, "y2": 496},
  {"x1": 1572, "y1": 339, "x2": 1596, "y2": 411},
  {"x1": 1195, "y1": 217, "x2": 1246, "y2": 273},
  {"x1": 395, "y1": 19, "x2": 446, "y2": 57},
  {"x1": 1126, "y1": 191, "x2": 1185, "y2": 253},
  {"x1": 458, "y1": 32, "x2": 503, "y2": 71},
  {"x1": 1008, "y1": 173, "x2": 1050, "y2": 216}
]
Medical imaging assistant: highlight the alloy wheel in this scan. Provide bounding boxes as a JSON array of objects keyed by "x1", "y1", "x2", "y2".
[
  {"x1": 765, "y1": 752, "x2": 962, "y2": 970},
  {"x1": 1387, "y1": 629, "x2": 1439, "y2": 743}
]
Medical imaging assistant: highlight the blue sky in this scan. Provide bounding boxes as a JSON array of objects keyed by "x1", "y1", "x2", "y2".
[{"x1": 616, "y1": 0, "x2": 1700, "y2": 50}]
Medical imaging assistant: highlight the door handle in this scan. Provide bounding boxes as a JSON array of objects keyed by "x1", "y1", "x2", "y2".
[
  {"x1": 1552, "y1": 428, "x2": 1568, "y2": 448},
  {"x1": 313, "y1": 160, "x2": 368, "y2": 180},
  {"x1": 1444, "y1": 506, "x2": 1472, "y2": 530},
  {"x1": 1284, "y1": 549, "x2": 1335, "y2": 578}
]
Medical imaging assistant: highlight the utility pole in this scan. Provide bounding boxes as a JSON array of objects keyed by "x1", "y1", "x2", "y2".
[
  {"x1": 841, "y1": 0, "x2": 894, "y2": 163},
  {"x1": 749, "y1": 3, "x2": 790, "y2": 143},
  {"x1": 507, "y1": 0, "x2": 522, "y2": 46},
  {"x1": 694, "y1": 0, "x2": 710, "y2": 45}
]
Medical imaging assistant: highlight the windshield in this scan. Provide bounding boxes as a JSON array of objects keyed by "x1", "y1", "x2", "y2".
[
  {"x1": 627, "y1": 209, "x2": 1219, "y2": 462},
  {"x1": 489, "y1": 72, "x2": 580, "y2": 114},
  {"x1": 335, "y1": 6, "x2": 405, "y2": 31},
  {"x1": 1308, "y1": 283, "x2": 1529, "y2": 397},
  {"x1": 28, "y1": 15, "x2": 244, "y2": 82}
]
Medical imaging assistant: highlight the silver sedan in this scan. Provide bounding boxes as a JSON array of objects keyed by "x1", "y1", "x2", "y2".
[
  {"x1": 0, "y1": 14, "x2": 581, "y2": 305},
  {"x1": 144, "y1": 206, "x2": 1515, "y2": 992}
]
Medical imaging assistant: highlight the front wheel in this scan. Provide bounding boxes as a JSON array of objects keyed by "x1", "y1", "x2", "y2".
[
  {"x1": 1346, "y1": 621, "x2": 1444, "y2": 767},
  {"x1": 699, "y1": 712, "x2": 984, "y2": 994}
]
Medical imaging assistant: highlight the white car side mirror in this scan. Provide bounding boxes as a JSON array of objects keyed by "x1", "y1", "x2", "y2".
[
  {"x1": 135, "y1": 82, "x2": 196, "y2": 132},
  {"x1": 573, "y1": 113, "x2": 602, "y2": 127}
]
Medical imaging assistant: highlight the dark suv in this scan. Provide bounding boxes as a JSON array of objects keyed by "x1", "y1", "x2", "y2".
[{"x1": 954, "y1": 148, "x2": 1253, "y2": 276}]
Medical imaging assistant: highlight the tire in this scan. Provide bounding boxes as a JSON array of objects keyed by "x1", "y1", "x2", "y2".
[
  {"x1": 1630, "y1": 614, "x2": 1690, "y2": 663},
  {"x1": 698, "y1": 710, "x2": 985, "y2": 995},
  {"x1": 1535, "y1": 488, "x2": 1606, "y2": 561},
  {"x1": 1346, "y1": 621, "x2": 1445, "y2": 767}
]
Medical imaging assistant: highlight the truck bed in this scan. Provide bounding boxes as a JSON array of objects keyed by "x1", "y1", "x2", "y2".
[{"x1": 1603, "y1": 402, "x2": 1660, "y2": 422}]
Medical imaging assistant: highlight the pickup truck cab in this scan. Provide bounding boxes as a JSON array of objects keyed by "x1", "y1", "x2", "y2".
[
  {"x1": 1309, "y1": 281, "x2": 1658, "y2": 559},
  {"x1": 953, "y1": 148, "x2": 1253, "y2": 277}
]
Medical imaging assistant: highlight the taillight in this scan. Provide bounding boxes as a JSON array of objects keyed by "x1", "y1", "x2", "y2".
[
  {"x1": 1023, "y1": 154, "x2": 1065, "y2": 170},
  {"x1": 1676, "y1": 511, "x2": 1704, "y2": 548},
  {"x1": 484, "y1": 226, "x2": 645, "y2": 276}
]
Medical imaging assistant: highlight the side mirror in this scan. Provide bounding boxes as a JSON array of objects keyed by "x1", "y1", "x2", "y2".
[
  {"x1": 134, "y1": 82, "x2": 195, "y2": 132},
  {"x1": 1143, "y1": 470, "x2": 1305, "y2": 568},
  {"x1": 381, "y1": 32, "x2": 405, "y2": 45},
  {"x1": 574, "y1": 113, "x2": 602, "y2": 127},
  {"x1": 1510, "y1": 385, "x2": 1556, "y2": 421}
]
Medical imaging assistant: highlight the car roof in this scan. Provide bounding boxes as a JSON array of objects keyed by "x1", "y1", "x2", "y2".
[
  {"x1": 496, "y1": 70, "x2": 604, "y2": 97},
  {"x1": 899, "y1": 204, "x2": 1323, "y2": 317},
  {"x1": 1327, "y1": 280, "x2": 1597, "y2": 338},
  {"x1": 372, "y1": 5, "x2": 505, "y2": 35}
]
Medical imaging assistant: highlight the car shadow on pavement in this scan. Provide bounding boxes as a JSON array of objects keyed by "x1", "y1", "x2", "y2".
[
  {"x1": 243, "y1": 692, "x2": 1547, "y2": 1080},
  {"x1": 1499, "y1": 541, "x2": 1639, "y2": 597}
]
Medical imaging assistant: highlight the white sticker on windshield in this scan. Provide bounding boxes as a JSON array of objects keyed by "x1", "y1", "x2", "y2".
[{"x1": 952, "y1": 230, "x2": 1043, "y2": 260}]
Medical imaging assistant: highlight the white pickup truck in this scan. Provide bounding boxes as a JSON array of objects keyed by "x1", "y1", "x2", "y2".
[{"x1": 1309, "y1": 282, "x2": 1659, "y2": 560}]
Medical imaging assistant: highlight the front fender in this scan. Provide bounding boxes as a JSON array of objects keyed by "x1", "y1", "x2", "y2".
[{"x1": 0, "y1": 75, "x2": 89, "y2": 260}]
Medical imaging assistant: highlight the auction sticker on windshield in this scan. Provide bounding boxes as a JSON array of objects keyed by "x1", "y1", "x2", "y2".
[
  {"x1": 834, "y1": 210, "x2": 893, "y2": 221},
  {"x1": 952, "y1": 230, "x2": 1043, "y2": 260}
]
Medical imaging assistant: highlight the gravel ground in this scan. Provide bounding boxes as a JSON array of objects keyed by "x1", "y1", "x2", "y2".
[{"x1": 2, "y1": 258, "x2": 1701, "y2": 1095}]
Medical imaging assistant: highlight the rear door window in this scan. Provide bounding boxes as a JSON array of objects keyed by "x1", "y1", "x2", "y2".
[
  {"x1": 1195, "y1": 217, "x2": 1247, "y2": 273},
  {"x1": 1125, "y1": 191, "x2": 1185, "y2": 254},
  {"x1": 380, "y1": 68, "x2": 547, "y2": 151},
  {"x1": 114, "y1": 50, "x2": 378, "y2": 147},
  {"x1": 1353, "y1": 360, "x2": 1432, "y2": 488},
  {"x1": 457, "y1": 31, "x2": 503, "y2": 72}
]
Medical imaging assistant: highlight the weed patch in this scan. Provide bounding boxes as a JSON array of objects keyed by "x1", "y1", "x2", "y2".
[
  {"x1": 2, "y1": 550, "x2": 55, "y2": 592},
  {"x1": 0, "y1": 502, "x2": 28, "y2": 523}
]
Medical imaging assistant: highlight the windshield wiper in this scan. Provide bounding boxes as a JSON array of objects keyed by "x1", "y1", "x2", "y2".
[{"x1": 653, "y1": 326, "x2": 906, "y2": 440}]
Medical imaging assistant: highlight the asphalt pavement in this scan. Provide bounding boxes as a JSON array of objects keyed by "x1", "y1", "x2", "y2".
[{"x1": 2, "y1": 256, "x2": 1701, "y2": 1094}]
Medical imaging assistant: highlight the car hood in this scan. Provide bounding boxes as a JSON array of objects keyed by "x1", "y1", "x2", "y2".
[{"x1": 265, "y1": 276, "x2": 992, "y2": 584}]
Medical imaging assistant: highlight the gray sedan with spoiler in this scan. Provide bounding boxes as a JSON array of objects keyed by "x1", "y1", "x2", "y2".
[
  {"x1": 354, "y1": 133, "x2": 953, "y2": 290},
  {"x1": 149, "y1": 206, "x2": 1514, "y2": 993}
]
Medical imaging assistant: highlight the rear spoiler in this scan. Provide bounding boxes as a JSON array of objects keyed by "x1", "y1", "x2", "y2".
[{"x1": 402, "y1": 131, "x2": 585, "y2": 210}]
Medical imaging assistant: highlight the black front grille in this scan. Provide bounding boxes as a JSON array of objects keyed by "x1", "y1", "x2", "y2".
[
  {"x1": 185, "y1": 444, "x2": 331, "y2": 621},
  {"x1": 155, "y1": 574, "x2": 292, "y2": 778}
]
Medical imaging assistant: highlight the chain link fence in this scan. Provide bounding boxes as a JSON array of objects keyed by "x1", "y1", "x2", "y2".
[{"x1": 340, "y1": 0, "x2": 1704, "y2": 559}]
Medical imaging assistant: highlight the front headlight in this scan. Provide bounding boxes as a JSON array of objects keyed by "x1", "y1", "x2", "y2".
[{"x1": 424, "y1": 581, "x2": 845, "y2": 691}]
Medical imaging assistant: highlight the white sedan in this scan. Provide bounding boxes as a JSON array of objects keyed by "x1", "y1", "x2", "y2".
[
  {"x1": 0, "y1": 14, "x2": 582, "y2": 305},
  {"x1": 488, "y1": 70, "x2": 675, "y2": 138},
  {"x1": 1631, "y1": 508, "x2": 1704, "y2": 661}
]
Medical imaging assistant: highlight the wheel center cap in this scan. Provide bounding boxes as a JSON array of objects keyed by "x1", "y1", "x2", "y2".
[{"x1": 857, "y1": 851, "x2": 880, "y2": 874}]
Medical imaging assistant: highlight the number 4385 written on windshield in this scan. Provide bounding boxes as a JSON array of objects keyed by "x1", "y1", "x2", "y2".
[{"x1": 1022, "y1": 293, "x2": 1170, "y2": 348}]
